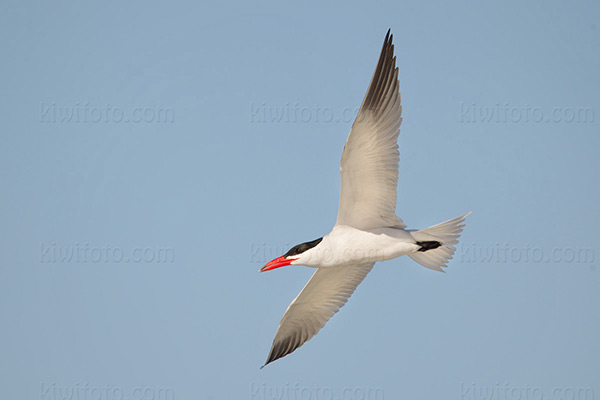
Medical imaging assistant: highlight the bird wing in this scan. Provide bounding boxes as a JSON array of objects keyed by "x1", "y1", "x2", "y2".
[
  {"x1": 336, "y1": 30, "x2": 405, "y2": 230},
  {"x1": 263, "y1": 263, "x2": 374, "y2": 367}
]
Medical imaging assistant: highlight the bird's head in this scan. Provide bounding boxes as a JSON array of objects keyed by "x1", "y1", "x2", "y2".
[{"x1": 260, "y1": 237, "x2": 323, "y2": 272}]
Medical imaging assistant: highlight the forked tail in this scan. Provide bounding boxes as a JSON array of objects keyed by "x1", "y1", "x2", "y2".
[{"x1": 408, "y1": 212, "x2": 471, "y2": 272}]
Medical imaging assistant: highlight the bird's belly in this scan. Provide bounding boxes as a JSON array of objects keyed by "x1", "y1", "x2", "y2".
[{"x1": 319, "y1": 226, "x2": 418, "y2": 267}]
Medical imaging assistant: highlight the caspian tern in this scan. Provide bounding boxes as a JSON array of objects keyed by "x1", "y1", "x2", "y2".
[{"x1": 259, "y1": 30, "x2": 470, "y2": 367}]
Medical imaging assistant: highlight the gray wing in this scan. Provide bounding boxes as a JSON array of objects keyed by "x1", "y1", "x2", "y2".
[
  {"x1": 336, "y1": 30, "x2": 405, "y2": 230},
  {"x1": 263, "y1": 263, "x2": 374, "y2": 367}
]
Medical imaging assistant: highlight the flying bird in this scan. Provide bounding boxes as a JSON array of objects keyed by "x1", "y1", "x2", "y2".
[{"x1": 259, "y1": 30, "x2": 470, "y2": 367}]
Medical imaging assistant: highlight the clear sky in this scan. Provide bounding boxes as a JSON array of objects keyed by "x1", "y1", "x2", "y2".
[{"x1": 1, "y1": 0, "x2": 599, "y2": 399}]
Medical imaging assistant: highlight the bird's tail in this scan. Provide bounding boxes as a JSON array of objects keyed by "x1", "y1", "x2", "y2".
[{"x1": 408, "y1": 212, "x2": 471, "y2": 272}]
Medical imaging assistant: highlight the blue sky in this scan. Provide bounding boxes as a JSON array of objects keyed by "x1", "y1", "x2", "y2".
[{"x1": 1, "y1": 0, "x2": 599, "y2": 399}]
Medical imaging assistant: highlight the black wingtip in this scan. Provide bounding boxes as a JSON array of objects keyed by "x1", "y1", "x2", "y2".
[{"x1": 261, "y1": 354, "x2": 274, "y2": 369}]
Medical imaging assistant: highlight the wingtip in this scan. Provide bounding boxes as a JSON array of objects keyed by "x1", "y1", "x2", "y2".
[
  {"x1": 384, "y1": 29, "x2": 392, "y2": 45},
  {"x1": 261, "y1": 353, "x2": 274, "y2": 369}
]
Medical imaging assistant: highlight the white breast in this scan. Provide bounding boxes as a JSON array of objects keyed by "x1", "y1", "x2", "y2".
[{"x1": 304, "y1": 225, "x2": 418, "y2": 268}]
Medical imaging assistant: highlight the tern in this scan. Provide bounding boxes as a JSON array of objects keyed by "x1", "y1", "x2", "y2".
[{"x1": 259, "y1": 30, "x2": 470, "y2": 367}]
